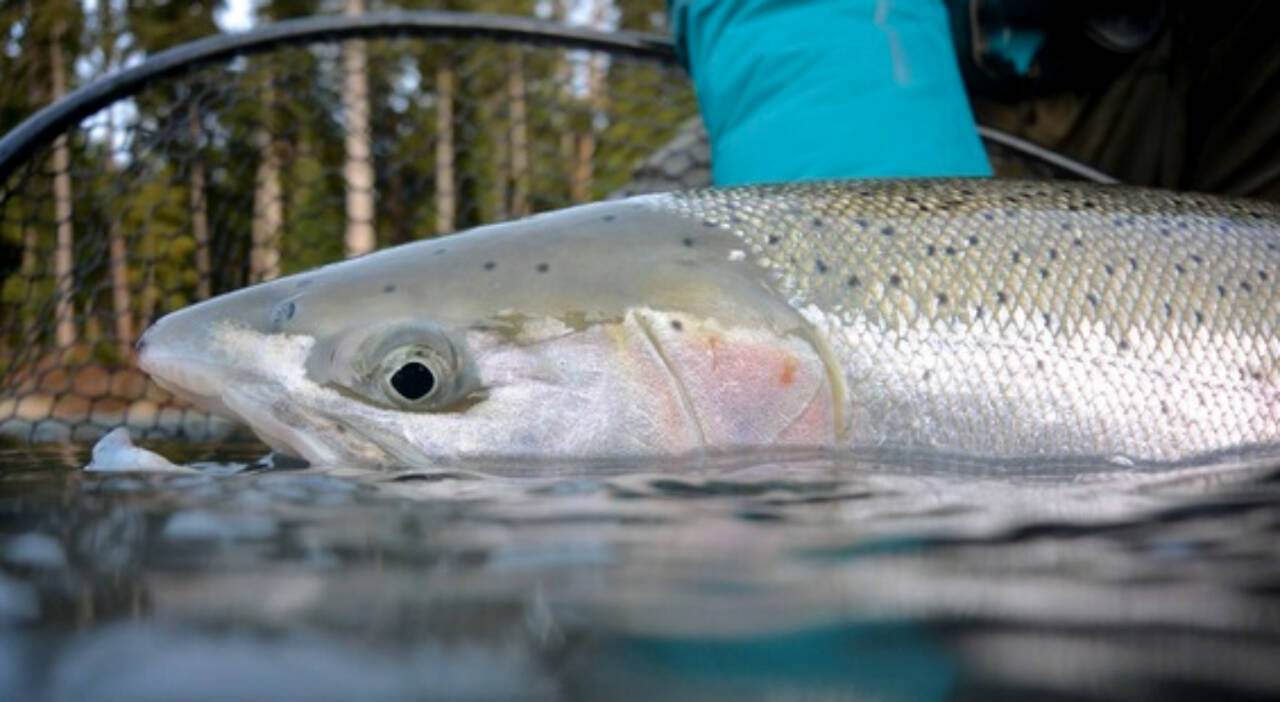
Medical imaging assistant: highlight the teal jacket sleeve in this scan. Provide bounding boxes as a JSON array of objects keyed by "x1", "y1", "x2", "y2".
[{"x1": 670, "y1": 0, "x2": 992, "y2": 185}]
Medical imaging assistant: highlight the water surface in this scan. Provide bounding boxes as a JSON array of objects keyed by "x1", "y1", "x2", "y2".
[{"x1": 3, "y1": 444, "x2": 1280, "y2": 701}]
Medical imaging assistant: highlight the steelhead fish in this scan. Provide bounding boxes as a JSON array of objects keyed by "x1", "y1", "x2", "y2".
[{"x1": 137, "y1": 179, "x2": 1280, "y2": 467}]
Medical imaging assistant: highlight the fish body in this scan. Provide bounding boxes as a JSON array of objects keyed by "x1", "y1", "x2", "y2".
[{"x1": 138, "y1": 179, "x2": 1280, "y2": 467}]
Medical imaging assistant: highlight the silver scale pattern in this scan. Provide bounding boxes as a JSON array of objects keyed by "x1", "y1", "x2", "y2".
[{"x1": 650, "y1": 179, "x2": 1280, "y2": 461}]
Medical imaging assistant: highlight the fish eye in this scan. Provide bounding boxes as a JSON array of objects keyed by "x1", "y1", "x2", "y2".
[
  {"x1": 317, "y1": 320, "x2": 475, "y2": 412},
  {"x1": 374, "y1": 342, "x2": 458, "y2": 410},
  {"x1": 389, "y1": 361, "x2": 435, "y2": 400}
]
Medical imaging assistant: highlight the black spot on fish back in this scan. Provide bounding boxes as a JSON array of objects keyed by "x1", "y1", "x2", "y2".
[
  {"x1": 536, "y1": 263, "x2": 549, "y2": 273},
  {"x1": 272, "y1": 300, "x2": 296, "y2": 326},
  {"x1": 483, "y1": 261, "x2": 496, "y2": 271},
  {"x1": 382, "y1": 284, "x2": 396, "y2": 294}
]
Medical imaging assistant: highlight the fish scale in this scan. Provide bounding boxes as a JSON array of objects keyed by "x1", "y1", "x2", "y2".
[{"x1": 648, "y1": 179, "x2": 1280, "y2": 460}]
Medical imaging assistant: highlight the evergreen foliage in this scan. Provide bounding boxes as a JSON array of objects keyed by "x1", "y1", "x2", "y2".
[{"x1": 0, "y1": 1, "x2": 698, "y2": 440}]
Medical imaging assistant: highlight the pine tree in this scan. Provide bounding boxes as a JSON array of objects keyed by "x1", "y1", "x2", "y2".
[{"x1": 125, "y1": 0, "x2": 222, "y2": 303}]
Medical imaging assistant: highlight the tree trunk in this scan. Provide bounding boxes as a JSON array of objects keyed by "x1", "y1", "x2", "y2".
[
  {"x1": 572, "y1": 132, "x2": 595, "y2": 202},
  {"x1": 434, "y1": 59, "x2": 456, "y2": 235},
  {"x1": 571, "y1": 2, "x2": 609, "y2": 202},
  {"x1": 551, "y1": 7, "x2": 577, "y2": 202},
  {"x1": 139, "y1": 232, "x2": 156, "y2": 331},
  {"x1": 341, "y1": 0, "x2": 375, "y2": 257},
  {"x1": 18, "y1": 224, "x2": 39, "y2": 350},
  {"x1": 105, "y1": 107, "x2": 133, "y2": 358},
  {"x1": 491, "y1": 92, "x2": 509, "y2": 221},
  {"x1": 50, "y1": 19, "x2": 76, "y2": 348},
  {"x1": 507, "y1": 48, "x2": 530, "y2": 217},
  {"x1": 250, "y1": 84, "x2": 283, "y2": 283},
  {"x1": 188, "y1": 103, "x2": 211, "y2": 299},
  {"x1": 107, "y1": 229, "x2": 131, "y2": 356},
  {"x1": 99, "y1": 0, "x2": 133, "y2": 357}
]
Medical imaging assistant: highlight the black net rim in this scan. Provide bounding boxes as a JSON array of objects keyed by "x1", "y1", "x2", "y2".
[
  {"x1": 0, "y1": 10, "x2": 677, "y2": 184},
  {"x1": 0, "y1": 9, "x2": 1117, "y2": 187}
]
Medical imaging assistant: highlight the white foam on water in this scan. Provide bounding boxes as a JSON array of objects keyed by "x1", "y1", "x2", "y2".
[{"x1": 84, "y1": 428, "x2": 191, "y2": 473}]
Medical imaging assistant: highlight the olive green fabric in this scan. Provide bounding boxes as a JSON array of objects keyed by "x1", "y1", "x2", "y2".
[{"x1": 971, "y1": 3, "x2": 1280, "y2": 200}]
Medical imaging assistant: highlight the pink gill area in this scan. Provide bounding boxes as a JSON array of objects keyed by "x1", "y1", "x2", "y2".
[{"x1": 631, "y1": 309, "x2": 836, "y2": 449}]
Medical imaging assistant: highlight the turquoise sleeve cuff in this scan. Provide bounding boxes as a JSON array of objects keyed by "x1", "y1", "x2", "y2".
[{"x1": 670, "y1": 0, "x2": 992, "y2": 185}]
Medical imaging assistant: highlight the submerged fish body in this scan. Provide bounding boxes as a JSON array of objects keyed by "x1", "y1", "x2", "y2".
[{"x1": 138, "y1": 179, "x2": 1280, "y2": 467}]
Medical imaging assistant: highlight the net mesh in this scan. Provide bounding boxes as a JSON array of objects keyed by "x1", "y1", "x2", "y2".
[
  {"x1": 0, "y1": 32, "x2": 698, "y2": 444},
  {"x1": 0, "y1": 19, "x2": 1084, "y2": 446}
]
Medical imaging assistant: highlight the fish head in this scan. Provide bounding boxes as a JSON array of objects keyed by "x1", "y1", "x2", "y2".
[{"x1": 138, "y1": 200, "x2": 840, "y2": 467}]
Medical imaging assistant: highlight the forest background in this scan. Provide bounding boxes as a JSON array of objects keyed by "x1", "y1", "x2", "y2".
[{"x1": 0, "y1": 0, "x2": 690, "y2": 368}]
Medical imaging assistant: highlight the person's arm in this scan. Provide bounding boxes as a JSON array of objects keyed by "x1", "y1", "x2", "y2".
[{"x1": 670, "y1": 0, "x2": 991, "y2": 185}]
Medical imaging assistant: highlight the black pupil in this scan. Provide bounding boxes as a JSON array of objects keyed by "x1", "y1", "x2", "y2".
[{"x1": 390, "y1": 362, "x2": 435, "y2": 400}]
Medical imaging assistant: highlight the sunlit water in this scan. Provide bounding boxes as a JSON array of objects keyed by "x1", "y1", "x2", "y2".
[{"x1": 3, "y1": 442, "x2": 1280, "y2": 701}]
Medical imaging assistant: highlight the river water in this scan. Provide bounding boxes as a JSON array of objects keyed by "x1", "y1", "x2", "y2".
[{"x1": 2, "y1": 442, "x2": 1279, "y2": 701}]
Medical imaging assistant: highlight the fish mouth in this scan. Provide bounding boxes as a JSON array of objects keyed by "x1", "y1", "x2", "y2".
[
  {"x1": 139, "y1": 345, "x2": 328, "y2": 461},
  {"x1": 137, "y1": 346, "x2": 240, "y2": 420},
  {"x1": 137, "y1": 324, "x2": 385, "y2": 465}
]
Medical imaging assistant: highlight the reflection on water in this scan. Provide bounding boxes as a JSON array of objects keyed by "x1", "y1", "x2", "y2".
[{"x1": 3, "y1": 444, "x2": 1280, "y2": 701}]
